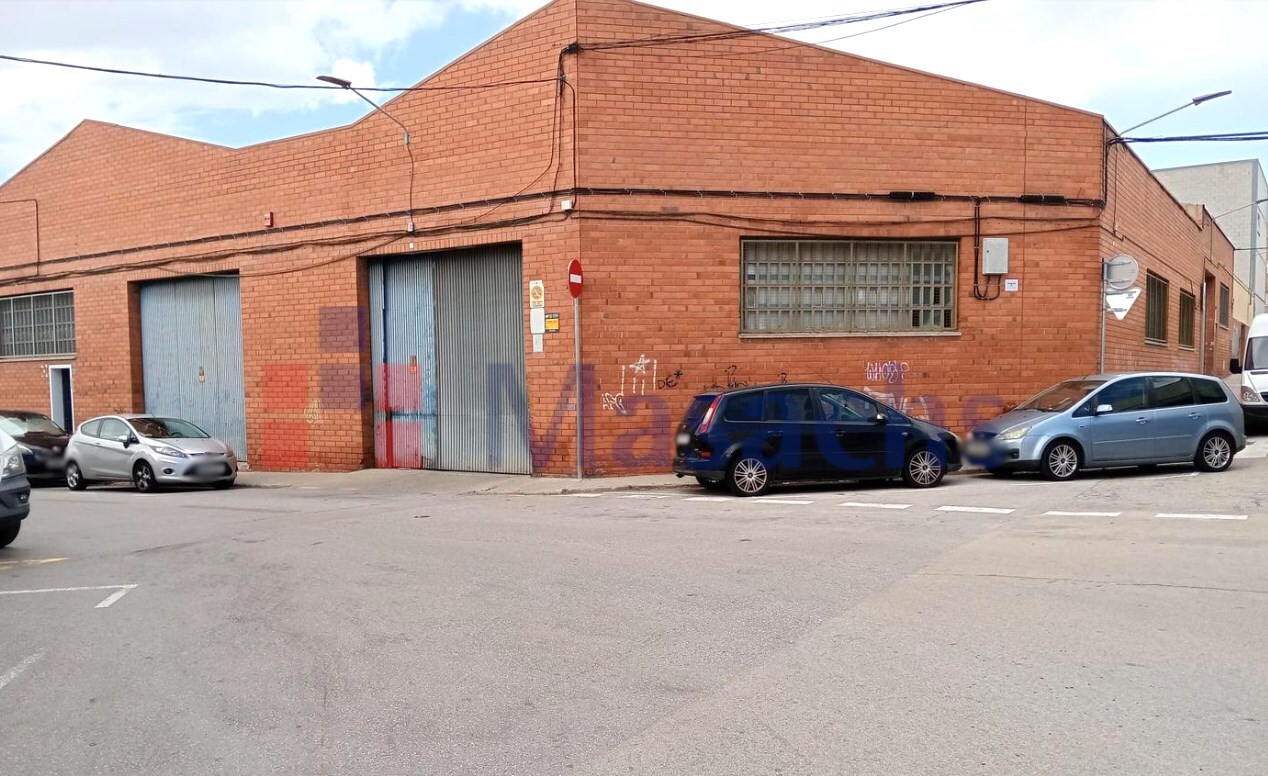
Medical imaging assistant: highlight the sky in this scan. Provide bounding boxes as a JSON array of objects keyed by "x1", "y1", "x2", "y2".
[{"x1": 1, "y1": 0, "x2": 1266, "y2": 184}]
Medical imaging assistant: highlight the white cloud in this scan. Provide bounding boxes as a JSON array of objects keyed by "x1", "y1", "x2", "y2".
[{"x1": 0, "y1": 0, "x2": 457, "y2": 178}]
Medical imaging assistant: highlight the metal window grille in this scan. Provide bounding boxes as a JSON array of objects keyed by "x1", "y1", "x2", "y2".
[
  {"x1": 0, "y1": 291, "x2": 75, "y2": 358},
  {"x1": 1218, "y1": 284, "x2": 1230, "y2": 327},
  {"x1": 1179, "y1": 291, "x2": 1195, "y2": 348},
  {"x1": 741, "y1": 240, "x2": 956, "y2": 334},
  {"x1": 1145, "y1": 273, "x2": 1169, "y2": 344}
]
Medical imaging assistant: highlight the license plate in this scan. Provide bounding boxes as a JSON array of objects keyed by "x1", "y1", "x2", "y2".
[
  {"x1": 196, "y1": 464, "x2": 228, "y2": 476},
  {"x1": 675, "y1": 432, "x2": 692, "y2": 447},
  {"x1": 966, "y1": 440, "x2": 992, "y2": 458}
]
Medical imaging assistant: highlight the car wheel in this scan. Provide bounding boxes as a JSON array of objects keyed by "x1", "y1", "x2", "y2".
[
  {"x1": 133, "y1": 462, "x2": 159, "y2": 493},
  {"x1": 212, "y1": 479, "x2": 236, "y2": 490},
  {"x1": 65, "y1": 461, "x2": 87, "y2": 491},
  {"x1": 0, "y1": 519, "x2": 19, "y2": 549},
  {"x1": 902, "y1": 447, "x2": 945, "y2": 488},
  {"x1": 1195, "y1": 431, "x2": 1234, "y2": 473},
  {"x1": 1040, "y1": 440, "x2": 1081, "y2": 481},
  {"x1": 727, "y1": 456, "x2": 771, "y2": 497},
  {"x1": 695, "y1": 476, "x2": 724, "y2": 491}
]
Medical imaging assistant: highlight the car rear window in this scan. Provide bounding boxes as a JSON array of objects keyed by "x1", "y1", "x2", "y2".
[
  {"x1": 723, "y1": 392, "x2": 764, "y2": 422},
  {"x1": 682, "y1": 395, "x2": 715, "y2": 429},
  {"x1": 1194, "y1": 378, "x2": 1229, "y2": 404}
]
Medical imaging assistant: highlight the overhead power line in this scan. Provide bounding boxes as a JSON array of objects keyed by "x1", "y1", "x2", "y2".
[
  {"x1": 0, "y1": 53, "x2": 556, "y2": 92},
  {"x1": 578, "y1": 0, "x2": 989, "y2": 51},
  {"x1": 1119, "y1": 131, "x2": 1268, "y2": 144}
]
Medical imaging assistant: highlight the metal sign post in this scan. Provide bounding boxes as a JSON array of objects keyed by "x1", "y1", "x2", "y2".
[{"x1": 569, "y1": 260, "x2": 584, "y2": 479}]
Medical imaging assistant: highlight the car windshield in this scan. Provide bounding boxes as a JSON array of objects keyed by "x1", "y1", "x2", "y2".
[
  {"x1": 130, "y1": 417, "x2": 210, "y2": 439},
  {"x1": 1017, "y1": 379, "x2": 1105, "y2": 412},
  {"x1": 1247, "y1": 337, "x2": 1268, "y2": 370},
  {"x1": 0, "y1": 412, "x2": 66, "y2": 436}
]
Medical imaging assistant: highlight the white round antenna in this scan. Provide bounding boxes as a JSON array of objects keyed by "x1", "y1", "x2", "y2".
[{"x1": 1103, "y1": 254, "x2": 1139, "y2": 292}]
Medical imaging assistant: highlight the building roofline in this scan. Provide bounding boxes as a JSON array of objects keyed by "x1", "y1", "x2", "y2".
[
  {"x1": 608, "y1": 0, "x2": 1102, "y2": 120},
  {"x1": 1154, "y1": 158, "x2": 1262, "y2": 174}
]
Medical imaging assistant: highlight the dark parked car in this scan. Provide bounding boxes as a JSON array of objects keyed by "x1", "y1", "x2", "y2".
[
  {"x1": 0, "y1": 429, "x2": 31, "y2": 548},
  {"x1": 0, "y1": 410, "x2": 71, "y2": 484},
  {"x1": 672, "y1": 383, "x2": 961, "y2": 496}
]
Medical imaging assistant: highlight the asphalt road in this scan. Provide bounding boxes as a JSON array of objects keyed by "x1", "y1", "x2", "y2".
[{"x1": 2, "y1": 454, "x2": 1267, "y2": 775}]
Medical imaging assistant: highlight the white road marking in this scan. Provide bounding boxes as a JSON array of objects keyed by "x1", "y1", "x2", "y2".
[
  {"x1": 753, "y1": 499, "x2": 815, "y2": 505},
  {"x1": 937, "y1": 505, "x2": 1015, "y2": 515},
  {"x1": 619, "y1": 494, "x2": 672, "y2": 500},
  {"x1": 839, "y1": 501, "x2": 912, "y2": 510},
  {"x1": 566, "y1": 493, "x2": 604, "y2": 498},
  {"x1": 1044, "y1": 510, "x2": 1122, "y2": 517},
  {"x1": 685, "y1": 496, "x2": 733, "y2": 502},
  {"x1": 1156, "y1": 513, "x2": 1248, "y2": 521},
  {"x1": 0, "y1": 653, "x2": 42, "y2": 692},
  {"x1": 95, "y1": 587, "x2": 136, "y2": 608},
  {"x1": 1158, "y1": 471, "x2": 1200, "y2": 480},
  {"x1": 0, "y1": 584, "x2": 138, "y2": 609}
]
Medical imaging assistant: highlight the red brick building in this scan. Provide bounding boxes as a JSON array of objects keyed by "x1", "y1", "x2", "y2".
[{"x1": 0, "y1": 0, "x2": 1235, "y2": 475}]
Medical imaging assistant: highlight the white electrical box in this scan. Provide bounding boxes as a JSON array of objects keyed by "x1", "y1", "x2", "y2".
[{"x1": 982, "y1": 237, "x2": 1009, "y2": 275}]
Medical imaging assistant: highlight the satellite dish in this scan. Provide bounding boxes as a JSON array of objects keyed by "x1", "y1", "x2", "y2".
[{"x1": 1103, "y1": 254, "x2": 1139, "y2": 292}]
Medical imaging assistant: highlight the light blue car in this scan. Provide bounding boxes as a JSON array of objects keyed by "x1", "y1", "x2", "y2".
[{"x1": 967, "y1": 373, "x2": 1246, "y2": 480}]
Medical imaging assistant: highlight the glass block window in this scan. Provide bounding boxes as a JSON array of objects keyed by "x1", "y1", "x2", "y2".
[
  {"x1": 741, "y1": 240, "x2": 957, "y2": 334},
  {"x1": 0, "y1": 291, "x2": 76, "y2": 358}
]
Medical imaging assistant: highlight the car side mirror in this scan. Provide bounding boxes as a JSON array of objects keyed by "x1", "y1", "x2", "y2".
[
  {"x1": 117, "y1": 434, "x2": 136, "y2": 447},
  {"x1": 873, "y1": 412, "x2": 888, "y2": 425},
  {"x1": 1230, "y1": 358, "x2": 1243, "y2": 374},
  {"x1": 1095, "y1": 404, "x2": 1113, "y2": 416}
]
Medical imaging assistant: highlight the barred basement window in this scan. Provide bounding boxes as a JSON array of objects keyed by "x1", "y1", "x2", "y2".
[
  {"x1": 1218, "y1": 284, "x2": 1230, "y2": 327},
  {"x1": 1145, "y1": 273, "x2": 1169, "y2": 344},
  {"x1": 741, "y1": 240, "x2": 957, "y2": 334},
  {"x1": 0, "y1": 291, "x2": 76, "y2": 358},
  {"x1": 1179, "y1": 291, "x2": 1195, "y2": 348}
]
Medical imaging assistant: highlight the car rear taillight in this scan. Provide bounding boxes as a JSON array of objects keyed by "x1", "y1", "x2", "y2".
[
  {"x1": 1242, "y1": 386, "x2": 1263, "y2": 403},
  {"x1": 696, "y1": 396, "x2": 724, "y2": 434}
]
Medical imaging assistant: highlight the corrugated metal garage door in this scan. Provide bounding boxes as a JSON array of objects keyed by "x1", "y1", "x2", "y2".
[
  {"x1": 139, "y1": 276, "x2": 248, "y2": 459},
  {"x1": 369, "y1": 244, "x2": 530, "y2": 474}
]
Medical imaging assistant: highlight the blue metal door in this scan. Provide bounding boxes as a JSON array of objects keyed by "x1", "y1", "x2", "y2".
[
  {"x1": 369, "y1": 258, "x2": 439, "y2": 468},
  {"x1": 139, "y1": 276, "x2": 247, "y2": 459}
]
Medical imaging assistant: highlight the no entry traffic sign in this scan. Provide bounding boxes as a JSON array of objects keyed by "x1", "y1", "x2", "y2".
[{"x1": 568, "y1": 259, "x2": 583, "y2": 299}]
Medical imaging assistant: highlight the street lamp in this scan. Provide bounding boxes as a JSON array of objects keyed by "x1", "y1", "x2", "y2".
[
  {"x1": 1119, "y1": 90, "x2": 1232, "y2": 135},
  {"x1": 317, "y1": 75, "x2": 410, "y2": 146},
  {"x1": 1213, "y1": 197, "x2": 1268, "y2": 220}
]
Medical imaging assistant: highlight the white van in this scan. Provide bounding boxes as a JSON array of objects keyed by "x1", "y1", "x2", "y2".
[{"x1": 1229, "y1": 313, "x2": 1268, "y2": 427}]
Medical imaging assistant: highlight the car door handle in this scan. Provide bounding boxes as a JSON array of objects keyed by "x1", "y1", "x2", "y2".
[
  {"x1": 1136, "y1": 417, "x2": 1150, "y2": 424},
  {"x1": 768, "y1": 431, "x2": 783, "y2": 439},
  {"x1": 1187, "y1": 412, "x2": 1201, "y2": 420}
]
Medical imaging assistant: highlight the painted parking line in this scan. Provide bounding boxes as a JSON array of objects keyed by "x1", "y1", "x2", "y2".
[
  {"x1": 839, "y1": 501, "x2": 912, "y2": 510},
  {"x1": 685, "y1": 496, "x2": 733, "y2": 502},
  {"x1": 937, "y1": 505, "x2": 1016, "y2": 515},
  {"x1": 567, "y1": 493, "x2": 605, "y2": 498},
  {"x1": 1156, "y1": 513, "x2": 1249, "y2": 521},
  {"x1": 619, "y1": 494, "x2": 673, "y2": 500},
  {"x1": 0, "y1": 584, "x2": 138, "y2": 609},
  {"x1": 753, "y1": 499, "x2": 816, "y2": 505},
  {"x1": 1044, "y1": 510, "x2": 1122, "y2": 517},
  {"x1": 0, "y1": 653, "x2": 42, "y2": 693}
]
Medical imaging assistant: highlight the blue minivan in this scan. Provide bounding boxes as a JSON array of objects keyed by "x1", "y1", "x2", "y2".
[
  {"x1": 967, "y1": 372, "x2": 1245, "y2": 480},
  {"x1": 672, "y1": 383, "x2": 961, "y2": 496}
]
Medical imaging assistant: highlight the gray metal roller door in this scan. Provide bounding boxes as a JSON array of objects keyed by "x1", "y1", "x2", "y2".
[
  {"x1": 139, "y1": 276, "x2": 247, "y2": 459},
  {"x1": 434, "y1": 244, "x2": 531, "y2": 473}
]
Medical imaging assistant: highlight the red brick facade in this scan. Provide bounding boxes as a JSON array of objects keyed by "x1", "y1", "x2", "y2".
[{"x1": 0, "y1": 0, "x2": 1234, "y2": 475}]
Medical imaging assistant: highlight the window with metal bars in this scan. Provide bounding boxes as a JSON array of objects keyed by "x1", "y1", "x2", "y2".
[
  {"x1": 1218, "y1": 284, "x2": 1230, "y2": 327},
  {"x1": 1179, "y1": 291, "x2": 1195, "y2": 348},
  {"x1": 0, "y1": 291, "x2": 76, "y2": 358},
  {"x1": 1145, "y1": 273, "x2": 1169, "y2": 344},
  {"x1": 741, "y1": 240, "x2": 957, "y2": 334}
]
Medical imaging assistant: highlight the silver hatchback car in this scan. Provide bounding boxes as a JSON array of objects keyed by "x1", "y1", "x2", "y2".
[
  {"x1": 65, "y1": 415, "x2": 239, "y2": 492},
  {"x1": 967, "y1": 372, "x2": 1246, "y2": 480}
]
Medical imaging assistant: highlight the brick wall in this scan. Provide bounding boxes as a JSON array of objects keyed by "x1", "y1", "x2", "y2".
[{"x1": 0, "y1": 0, "x2": 1235, "y2": 476}]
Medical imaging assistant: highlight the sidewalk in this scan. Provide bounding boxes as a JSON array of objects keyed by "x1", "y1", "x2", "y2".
[{"x1": 236, "y1": 468, "x2": 689, "y2": 496}]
